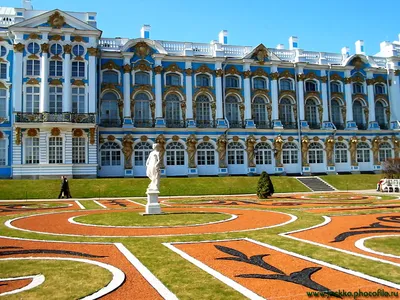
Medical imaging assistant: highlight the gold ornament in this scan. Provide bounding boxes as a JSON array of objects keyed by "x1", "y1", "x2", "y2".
[
  {"x1": 51, "y1": 127, "x2": 61, "y2": 136},
  {"x1": 48, "y1": 11, "x2": 66, "y2": 29}
]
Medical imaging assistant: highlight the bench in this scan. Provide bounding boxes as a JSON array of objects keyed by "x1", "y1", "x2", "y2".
[{"x1": 380, "y1": 179, "x2": 400, "y2": 192}]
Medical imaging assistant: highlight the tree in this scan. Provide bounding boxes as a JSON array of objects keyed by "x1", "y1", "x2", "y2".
[
  {"x1": 383, "y1": 158, "x2": 400, "y2": 179},
  {"x1": 257, "y1": 171, "x2": 274, "y2": 199}
]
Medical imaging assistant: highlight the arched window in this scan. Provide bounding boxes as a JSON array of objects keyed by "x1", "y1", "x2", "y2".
[
  {"x1": 100, "y1": 92, "x2": 120, "y2": 126},
  {"x1": 25, "y1": 137, "x2": 39, "y2": 164},
  {"x1": 353, "y1": 83, "x2": 364, "y2": 94},
  {"x1": 165, "y1": 94, "x2": 182, "y2": 127},
  {"x1": 280, "y1": 79, "x2": 292, "y2": 91},
  {"x1": 72, "y1": 137, "x2": 86, "y2": 164},
  {"x1": 225, "y1": 95, "x2": 240, "y2": 128},
  {"x1": 50, "y1": 43, "x2": 63, "y2": 56},
  {"x1": 282, "y1": 142, "x2": 298, "y2": 164},
  {"x1": 331, "y1": 99, "x2": 342, "y2": 128},
  {"x1": 135, "y1": 72, "x2": 150, "y2": 85},
  {"x1": 134, "y1": 142, "x2": 152, "y2": 166},
  {"x1": 227, "y1": 142, "x2": 244, "y2": 165},
  {"x1": 353, "y1": 100, "x2": 364, "y2": 129},
  {"x1": 279, "y1": 98, "x2": 295, "y2": 128},
  {"x1": 197, "y1": 142, "x2": 215, "y2": 165},
  {"x1": 379, "y1": 142, "x2": 392, "y2": 162},
  {"x1": 196, "y1": 74, "x2": 210, "y2": 87},
  {"x1": 134, "y1": 93, "x2": 151, "y2": 127},
  {"x1": 196, "y1": 95, "x2": 211, "y2": 128},
  {"x1": 335, "y1": 142, "x2": 348, "y2": 163},
  {"x1": 253, "y1": 96, "x2": 269, "y2": 128},
  {"x1": 255, "y1": 142, "x2": 272, "y2": 165},
  {"x1": 357, "y1": 142, "x2": 370, "y2": 163},
  {"x1": 375, "y1": 101, "x2": 386, "y2": 128},
  {"x1": 100, "y1": 142, "x2": 121, "y2": 166},
  {"x1": 166, "y1": 142, "x2": 185, "y2": 165},
  {"x1": 305, "y1": 80, "x2": 317, "y2": 92},
  {"x1": 305, "y1": 98, "x2": 319, "y2": 128},
  {"x1": 49, "y1": 86, "x2": 62, "y2": 113},
  {"x1": 330, "y1": 82, "x2": 341, "y2": 93},
  {"x1": 166, "y1": 73, "x2": 180, "y2": 86},
  {"x1": 375, "y1": 83, "x2": 385, "y2": 95},
  {"x1": 49, "y1": 137, "x2": 63, "y2": 164},
  {"x1": 27, "y1": 42, "x2": 40, "y2": 54},
  {"x1": 103, "y1": 70, "x2": 119, "y2": 84},
  {"x1": 225, "y1": 76, "x2": 239, "y2": 88},
  {"x1": 308, "y1": 142, "x2": 323, "y2": 164},
  {"x1": 254, "y1": 77, "x2": 267, "y2": 89}
]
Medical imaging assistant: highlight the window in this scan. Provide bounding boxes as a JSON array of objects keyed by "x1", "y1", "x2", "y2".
[
  {"x1": 331, "y1": 99, "x2": 342, "y2": 126},
  {"x1": 308, "y1": 142, "x2": 323, "y2": 164},
  {"x1": 49, "y1": 137, "x2": 63, "y2": 164},
  {"x1": 305, "y1": 98, "x2": 319, "y2": 127},
  {"x1": 134, "y1": 93, "x2": 151, "y2": 127},
  {"x1": 134, "y1": 142, "x2": 152, "y2": 166},
  {"x1": 335, "y1": 142, "x2": 348, "y2": 163},
  {"x1": 280, "y1": 79, "x2": 292, "y2": 91},
  {"x1": 254, "y1": 77, "x2": 267, "y2": 89},
  {"x1": 72, "y1": 137, "x2": 86, "y2": 164},
  {"x1": 25, "y1": 137, "x2": 39, "y2": 164},
  {"x1": 103, "y1": 71, "x2": 119, "y2": 84},
  {"x1": 100, "y1": 92, "x2": 120, "y2": 126},
  {"x1": 165, "y1": 94, "x2": 181, "y2": 127},
  {"x1": 353, "y1": 83, "x2": 364, "y2": 94},
  {"x1": 197, "y1": 142, "x2": 215, "y2": 165},
  {"x1": 225, "y1": 76, "x2": 239, "y2": 88},
  {"x1": 353, "y1": 100, "x2": 364, "y2": 128},
  {"x1": 375, "y1": 84, "x2": 385, "y2": 95},
  {"x1": 100, "y1": 142, "x2": 121, "y2": 166},
  {"x1": 135, "y1": 72, "x2": 150, "y2": 85},
  {"x1": 166, "y1": 73, "x2": 180, "y2": 86},
  {"x1": 26, "y1": 59, "x2": 40, "y2": 76},
  {"x1": 27, "y1": 42, "x2": 40, "y2": 54},
  {"x1": 279, "y1": 98, "x2": 294, "y2": 125},
  {"x1": 225, "y1": 95, "x2": 240, "y2": 127},
  {"x1": 49, "y1": 60, "x2": 63, "y2": 77},
  {"x1": 357, "y1": 142, "x2": 370, "y2": 163},
  {"x1": 25, "y1": 86, "x2": 40, "y2": 113},
  {"x1": 196, "y1": 95, "x2": 211, "y2": 127},
  {"x1": 0, "y1": 89, "x2": 6, "y2": 118},
  {"x1": 0, "y1": 140, "x2": 6, "y2": 166},
  {"x1": 305, "y1": 80, "x2": 317, "y2": 92},
  {"x1": 0, "y1": 46, "x2": 6, "y2": 57},
  {"x1": 228, "y1": 142, "x2": 244, "y2": 165},
  {"x1": 253, "y1": 96, "x2": 268, "y2": 128},
  {"x1": 0, "y1": 62, "x2": 6, "y2": 79},
  {"x1": 72, "y1": 45, "x2": 85, "y2": 57},
  {"x1": 50, "y1": 43, "x2": 63, "y2": 56},
  {"x1": 379, "y1": 142, "x2": 392, "y2": 162},
  {"x1": 255, "y1": 143, "x2": 272, "y2": 165},
  {"x1": 196, "y1": 74, "x2": 210, "y2": 87},
  {"x1": 331, "y1": 81, "x2": 341, "y2": 93},
  {"x1": 72, "y1": 87, "x2": 85, "y2": 113},
  {"x1": 375, "y1": 101, "x2": 386, "y2": 128},
  {"x1": 166, "y1": 142, "x2": 185, "y2": 166},
  {"x1": 49, "y1": 86, "x2": 63, "y2": 113},
  {"x1": 282, "y1": 142, "x2": 298, "y2": 164},
  {"x1": 72, "y1": 61, "x2": 85, "y2": 78}
]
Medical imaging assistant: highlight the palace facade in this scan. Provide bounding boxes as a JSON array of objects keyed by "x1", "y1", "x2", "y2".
[{"x1": 1, "y1": 1, "x2": 400, "y2": 178}]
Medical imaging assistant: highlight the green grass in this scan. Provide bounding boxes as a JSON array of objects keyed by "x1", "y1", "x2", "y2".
[
  {"x1": 80, "y1": 200, "x2": 105, "y2": 209},
  {"x1": 0, "y1": 176, "x2": 309, "y2": 200},
  {"x1": 364, "y1": 236, "x2": 400, "y2": 256},
  {"x1": 75, "y1": 211, "x2": 230, "y2": 226},
  {"x1": 320, "y1": 174, "x2": 382, "y2": 190}
]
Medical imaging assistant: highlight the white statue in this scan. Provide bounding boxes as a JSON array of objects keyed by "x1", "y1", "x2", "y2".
[{"x1": 146, "y1": 143, "x2": 161, "y2": 191}]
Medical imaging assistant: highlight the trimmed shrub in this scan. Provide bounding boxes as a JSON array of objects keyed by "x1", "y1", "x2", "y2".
[{"x1": 257, "y1": 171, "x2": 275, "y2": 199}]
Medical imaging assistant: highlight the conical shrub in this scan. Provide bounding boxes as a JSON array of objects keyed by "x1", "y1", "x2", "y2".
[{"x1": 257, "y1": 171, "x2": 274, "y2": 199}]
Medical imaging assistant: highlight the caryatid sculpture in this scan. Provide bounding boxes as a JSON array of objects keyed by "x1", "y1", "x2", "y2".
[
  {"x1": 122, "y1": 134, "x2": 134, "y2": 169},
  {"x1": 217, "y1": 134, "x2": 228, "y2": 168},
  {"x1": 245, "y1": 135, "x2": 257, "y2": 167},
  {"x1": 146, "y1": 143, "x2": 161, "y2": 191},
  {"x1": 273, "y1": 135, "x2": 284, "y2": 167},
  {"x1": 155, "y1": 134, "x2": 166, "y2": 169},
  {"x1": 186, "y1": 134, "x2": 197, "y2": 168},
  {"x1": 325, "y1": 136, "x2": 335, "y2": 166}
]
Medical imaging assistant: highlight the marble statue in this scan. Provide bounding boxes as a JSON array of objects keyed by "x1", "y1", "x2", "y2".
[{"x1": 146, "y1": 143, "x2": 161, "y2": 191}]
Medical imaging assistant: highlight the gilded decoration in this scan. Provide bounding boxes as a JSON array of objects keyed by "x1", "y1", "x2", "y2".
[
  {"x1": 287, "y1": 136, "x2": 294, "y2": 142},
  {"x1": 72, "y1": 36, "x2": 84, "y2": 43},
  {"x1": 163, "y1": 87, "x2": 185, "y2": 101},
  {"x1": 297, "y1": 74, "x2": 305, "y2": 81},
  {"x1": 0, "y1": 82, "x2": 6, "y2": 89},
  {"x1": 273, "y1": 135, "x2": 284, "y2": 167},
  {"x1": 331, "y1": 73, "x2": 344, "y2": 82},
  {"x1": 232, "y1": 136, "x2": 239, "y2": 142},
  {"x1": 279, "y1": 90, "x2": 296, "y2": 99},
  {"x1": 252, "y1": 89, "x2": 269, "y2": 99},
  {"x1": 341, "y1": 105, "x2": 346, "y2": 124},
  {"x1": 375, "y1": 76, "x2": 386, "y2": 83},
  {"x1": 392, "y1": 136, "x2": 400, "y2": 158},
  {"x1": 331, "y1": 92, "x2": 344, "y2": 99},
  {"x1": 305, "y1": 72, "x2": 318, "y2": 80},
  {"x1": 203, "y1": 136, "x2": 210, "y2": 142},
  {"x1": 27, "y1": 128, "x2": 38, "y2": 137},
  {"x1": 87, "y1": 47, "x2": 98, "y2": 56},
  {"x1": 51, "y1": 127, "x2": 61, "y2": 137},
  {"x1": 252, "y1": 45, "x2": 269, "y2": 64},
  {"x1": 107, "y1": 135, "x2": 115, "y2": 141},
  {"x1": 132, "y1": 85, "x2": 155, "y2": 100},
  {"x1": 372, "y1": 136, "x2": 381, "y2": 165},
  {"x1": 0, "y1": 131, "x2": 3, "y2": 139},
  {"x1": 351, "y1": 57, "x2": 364, "y2": 69},
  {"x1": 184, "y1": 68, "x2": 193, "y2": 76},
  {"x1": 318, "y1": 106, "x2": 323, "y2": 125},
  {"x1": 73, "y1": 129, "x2": 83, "y2": 137},
  {"x1": 155, "y1": 134, "x2": 166, "y2": 169},
  {"x1": 239, "y1": 103, "x2": 245, "y2": 123},
  {"x1": 364, "y1": 107, "x2": 369, "y2": 123},
  {"x1": 74, "y1": 56, "x2": 84, "y2": 61},
  {"x1": 118, "y1": 100, "x2": 123, "y2": 122},
  {"x1": 305, "y1": 91, "x2": 320, "y2": 99},
  {"x1": 361, "y1": 136, "x2": 367, "y2": 142},
  {"x1": 15, "y1": 127, "x2": 21, "y2": 145},
  {"x1": 293, "y1": 106, "x2": 298, "y2": 120},
  {"x1": 195, "y1": 64, "x2": 213, "y2": 74},
  {"x1": 134, "y1": 62, "x2": 151, "y2": 72},
  {"x1": 325, "y1": 136, "x2": 335, "y2": 166},
  {"x1": 267, "y1": 104, "x2": 272, "y2": 125},
  {"x1": 172, "y1": 135, "x2": 180, "y2": 141},
  {"x1": 122, "y1": 134, "x2": 134, "y2": 169},
  {"x1": 150, "y1": 101, "x2": 155, "y2": 122},
  {"x1": 279, "y1": 70, "x2": 295, "y2": 79},
  {"x1": 337, "y1": 136, "x2": 344, "y2": 142},
  {"x1": 217, "y1": 134, "x2": 228, "y2": 168},
  {"x1": 312, "y1": 136, "x2": 319, "y2": 142},
  {"x1": 386, "y1": 108, "x2": 391, "y2": 127},
  {"x1": 181, "y1": 101, "x2": 187, "y2": 123},
  {"x1": 225, "y1": 66, "x2": 241, "y2": 76},
  {"x1": 134, "y1": 42, "x2": 150, "y2": 58},
  {"x1": 140, "y1": 135, "x2": 148, "y2": 142},
  {"x1": 320, "y1": 76, "x2": 328, "y2": 83},
  {"x1": 50, "y1": 35, "x2": 62, "y2": 41},
  {"x1": 63, "y1": 44, "x2": 72, "y2": 54},
  {"x1": 50, "y1": 79, "x2": 62, "y2": 86},
  {"x1": 28, "y1": 54, "x2": 39, "y2": 59},
  {"x1": 193, "y1": 87, "x2": 215, "y2": 102},
  {"x1": 186, "y1": 134, "x2": 197, "y2": 168},
  {"x1": 245, "y1": 135, "x2": 257, "y2": 167},
  {"x1": 215, "y1": 69, "x2": 223, "y2": 77},
  {"x1": 101, "y1": 85, "x2": 123, "y2": 99},
  {"x1": 344, "y1": 77, "x2": 352, "y2": 84},
  {"x1": 13, "y1": 43, "x2": 24, "y2": 53},
  {"x1": 211, "y1": 102, "x2": 216, "y2": 122},
  {"x1": 260, "y1": 136, "x2": 267, "y2": 142},
  {"x1": 352, "y1": 93, "x2": 367, "y2": 100},
  {"x1": 40, "y1": 43, "x2": 49, "y2": 53},
  {"x1": 72, "y1": 80, "x2": 85, "y2": 87},
  {"x1": 366, "y1": 79, "x2": 375, "y2": 86},
  {"x1": 383, "y1": 136, "x2": 389, "y2": 141},
  {"x1": 301, "y1": 136, "x2": 309, "y2": 167},
  {"x1": 102, "y1": 60, "x2": 120, "y2": 71},
  {"x1": 154, "y1": 65, "x2": 163, "y2": 74},
  {"x1": 27, "y1": 78, "x2": 39, "y2": 85},
  {"x1": 352, "y1": 75, "x2": 365, "y2": 83},
  {"x1": 243, "y1": 70, "x2": 251, "y2": 79},
  {"x1": 375, "y1": 94, "x2": 388, "y2": 102},
  {"x1": 252, "y1": 68, "x2": 268, "y2": 77},
  {"x1": 48, "y1": 11, "x2": 66, "y2": 29},
  {"x1": 269, "y1": 72, "x2": 279, "y2": 80},
  {"x1": 28, "y1": 33, "x2": 40, "y2": 40},
  {"x1": 349, "y1": 136, "x2": 358, "y2": 166},
  {"x1": 395, "y1": 70, "x2": 400, "y2": 76},
  {"x1": 51, "y1": 55, "x2": 62, "y2": 60},
  {"x1": 165, "y1": 63, "x2": 182, "y2": 73},
  {"x1": 99, "y1": 134, "x2": 104, "y2": 144},
  {"x1": 122, "y1": 64, "x2": 131, "y2": 73}
]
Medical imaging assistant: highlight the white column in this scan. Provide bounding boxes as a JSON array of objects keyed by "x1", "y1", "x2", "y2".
[
  {"x1": 344, "y1": 70, "x2": 354, "y2": 125},
  {"x1": 87, "y1": 48, "x2": 97, "y2": 114},
  {"x1": 122, "y1": 53, "x2": 133, "y2": 127},
  {"x1": 12, "y1": 44, "x2": 23, "y2": 112},
  {"x1": 297, "y1": 69, "x2": 305, "y2": 121},
  {"x1": 64, "y1": 131, "x2": 73, "y2": 164},
  {"x1": 62, "y1": 45, "x2": 72, "y2": 112},
  {"x1": 243, "y1": 62, "x2": 252, "y2": 126},
  {"x1": 320, "y1": 70, "x2": 329, "y2": 122},
  {"x1": 185, "y1": 61, "x2": 194, "y2": 126},
  {"x1": 390, "y1": 70, "x2": 400, "y2": 122},
  {"x1": 366, "y1": 71, "x2": 376, "y2": 127},
  {"x1": 271, "y1": 65, "x2": 279, "y2": 121},
  {"x1": 39, "y1": 44, "x2": 49, "y2": 113},
  {"x1": 155, "y1": 61, "x2": 162, "y2": 119},
  {"x1": 215, "y1": 62, "x2": 223, "y2": 121}
]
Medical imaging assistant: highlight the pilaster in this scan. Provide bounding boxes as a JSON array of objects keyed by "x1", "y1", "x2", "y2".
[
  {"x1": 63, "y1": 44, "x2": 72, "y2": 112},
  {"x1": 185, "y1": 61, "x2": 195, "y2": 127},
  {"x1": 122, "y1": 53, "x2": 133, "y2": 128},
  {"x1": 39, "y1": 43, "x2": 49, "y2": 113}
]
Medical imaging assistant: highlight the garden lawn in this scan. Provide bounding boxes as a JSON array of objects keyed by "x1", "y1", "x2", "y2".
[
  {"x1": 364, "y1": 236, "x2": 400, "y2": 256},
  {"x1": 320, "y1": 174, "x2": 382, "y2": 191},
  {"x1": 0, "y1": 176, "x2": 309, "y2": 200}
]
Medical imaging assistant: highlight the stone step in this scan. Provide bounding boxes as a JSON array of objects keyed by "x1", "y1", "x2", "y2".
[{"x1": 296, "y1": 177, "x2": 336, "y2": 192}]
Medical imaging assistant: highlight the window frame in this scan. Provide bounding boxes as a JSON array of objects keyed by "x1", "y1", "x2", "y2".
[
  {"x1": 49, "y1": 60, "x2": 63, "y2": 77},
  {"x1": 166, "y1": 142, "x2": 185, "y2": 166},
  {"x1": 72, "y1": 61, "x2": 86, "y2": 78},
  {"x1": 282, "y1": 142, "x2": 298, "y2": 164},
  {"x1": 227, "y1": 142, "x2": 245, "y2": 165},
  {"x1": 357, "y1": 142, "x2": 370, "y2": 163},
  {"x1": 102, "y1": 70, "x2": 120, "y2": 85},
  {"x1": 335, "y1": 142, "x2": 348, "y2": 163},
  {"x1": 48, "y1": 136, "x2": 64, "y2": 164},
  {"x1": 134, "y1": 142, "x2": 152, "y2": 166},
  {"x1": 197, "y1": 142, "x2": 215, "y2": 166},
  {"x1": 24, "y1": 85, "x2": 40, "y2": 113},
  {"x1": 24, "y1": 136, "x2": 40, "y2": 164},
  {"x1": 165, "y1": 72, "x2": 182, "y2": 86},
  {"x1": 308, "y1": 142, "x2": 324, "y2": 164},
  {"x1": 0, "y1": 138, "x2": 8, "y2": 166},
  {"x1": 225, "y1": 75, "x2": 240, "y2": 89},
  {"x1": 72, "y1": 136, "x2": 87, "y2": 164},
  {"x1": 255, "y1": 142, "x2": 272, "y2": 165}
]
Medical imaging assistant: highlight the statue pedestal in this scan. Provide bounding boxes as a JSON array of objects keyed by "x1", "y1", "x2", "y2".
[{"x1": 145, "y1": 189, "x2": 162, "y2": 215}]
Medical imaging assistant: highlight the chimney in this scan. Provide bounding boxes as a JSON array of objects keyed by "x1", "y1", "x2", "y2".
[
  {"x1": 22, "y1": 0, "x2": 33, "y2": 10},
  {"x1": 140, "y1": 25, "x2": 151, "y2": 39},
  {"x1": 289, "y1": 36, "x2": 298, "y2": 50},
  {"x1": 276, "y1": 44, "x2": 285, "y2": 50},
  {"x1": 355, "y1": 40, "x2": 365, "y2": 54},
  {"x1": 219, "y1": 30, "x2": 228, "y2": 45},
  {"x1": 341, "y1": 46, "x2": 350, "y2": 56}
]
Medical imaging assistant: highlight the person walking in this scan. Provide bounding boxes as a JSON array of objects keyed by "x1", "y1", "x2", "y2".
[{"x1": 58, "y1": 176, "x2": 72, "y2": 198}]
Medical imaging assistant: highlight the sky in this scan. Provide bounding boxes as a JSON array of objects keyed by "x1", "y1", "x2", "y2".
[{"x1": 4, "y1": 0, "x2": 400, "y2": 56}]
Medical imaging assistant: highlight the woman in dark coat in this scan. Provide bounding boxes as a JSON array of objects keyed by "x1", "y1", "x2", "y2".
[{"x1": 58, "y1": 176, "x2": 72, "y2": 199}]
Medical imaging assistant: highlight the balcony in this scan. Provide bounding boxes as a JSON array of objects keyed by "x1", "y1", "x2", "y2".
[
  {"x1": 333, "y1": 122, "x2": 345, "y2": 130},
  {"x1": 134, "y1": 119, "x2": 154, "y2": 128},
  {"x1": 356, "y1": 123, "x2": 368, "y2": 130},
  {"x1": 99, "y1": 119, "x2": 121, "y2": 127},
  {"x1": 229, "y1": 120, "x2": 245, "y2": 129},
  {"x1": 15, "y1": 113, "x2": 96, "y2": 123},
  {"x1": 308, "y1": 122, "x2": 321, "y2": 129},
  {"x1": 379, "y1": 123, "x2": 389, "y2": 130},
  {"x1": 282, "y1": 122, "x2": 298, "y2": 129},
  {"x1": 166, "y1": 120, "x2": 185, "y2": 128},
  {"x1": 196, "y1": 120, "x2": 215, "y2": 128},
  {"x1": 255, "y1": 121, "x2": 272, "y2": 129}
]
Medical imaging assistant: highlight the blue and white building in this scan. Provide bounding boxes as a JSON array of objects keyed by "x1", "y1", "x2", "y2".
[{"x1": 1, "y1": 1, "x2": 400, "y2": 178}]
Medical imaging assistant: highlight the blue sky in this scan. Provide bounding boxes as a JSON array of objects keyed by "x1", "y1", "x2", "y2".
[{"x1": 5, "y1": 0, "x2": 400, "y2": 55}]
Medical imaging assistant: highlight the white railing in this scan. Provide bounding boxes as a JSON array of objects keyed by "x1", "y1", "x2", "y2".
[
  {"x1": 0, "y1": 16, "x2": 16, "y2": 26},
  {"x1": 160, "y1": 41, "x2": 185, "y2": 53},
  {"x1": 324, "y1": 53, "x2": 343, "y2": 64},
  {"x1": 271, "y1": 49, "x2": 296, "y2": 61},
  {"x1": 370, "y1": 56, "x2": 387, "y2": 67},
  {"x1": 192, "y1": 43, "x2": 212, "y2": 55},
  {"x1": 99, "y1": 38, "x2": 128, "y2": 50},
  {"x1": 223, "y1": 45, "x2": 250, "y2": 56}
]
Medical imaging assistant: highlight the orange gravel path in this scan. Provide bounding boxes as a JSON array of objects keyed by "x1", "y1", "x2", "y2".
[{"x1": 0, "y1": 278, "x2": 32, "y2": 295}]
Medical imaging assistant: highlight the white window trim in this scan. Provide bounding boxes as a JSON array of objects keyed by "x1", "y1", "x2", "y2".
[
  {"x1": 0, "y1": 133, "x2": 9, "y2": 167},
  {"x1": 165, "y1": 139, "x2": 186, "y2": 166},
  {"x1": 49, "y1": 59, "x2": 64, "y2": 78},
  {"x1": 22, "y1": 133, "x2": 40, "y2": 165},
  {"x1": 23, "y1": 56, "x2": 41, "y2": 78},
  {"x1": 278, "y1": 77, "x2": 295, "y2": 91},
  {"x1": 71, "y1": 43, "x2": 87, "y2": 58},
  {"x1": 0, "y1": 61, "x2": 10, "y2": 82},
  {"x1": 251, "y1": 76, "x2": 269, "y2": 90},
  {"x1": 373, "y1": 82, "x2": 387, "y2": 95},
  {"x1": 49, "y1": 42, "x2": 64, "y2": 56},
  {"x1": 23, "y1": 83, "x2": 40, "y2": 113},
  {"x1": 0, "y1": 43, "x2": 11, "y2": 59},
  {"x1": 101, "y1": 69, "x2": 122, "y2": 85},
  {"x1": 47, "y1": 133, "x2": 65, "y2": 164},
  {"x1": 72, "y1": 134, "x2": 88, "y2": 164},
  {"x1": 0, "y1": 83, "x2": 10, "y2": 121},
  {"x1": 304, "y1": 79, "x2": 320, "y2": 92},
  {"x1": 71, "y1": 59, "x2": 88, "y2": 80},
  {"x1": 194, "y1": 73, "x2": 213, "y2": 88},
  {"x1": 71, "y1": 85, "x2": 88, "y2": 114},
  {"x1": 330, "y1": 80, "x2": 343, "y2": 93},
  {"x1": 132, "y1": 70, "x2": 153, "y2": 86},
  {"x1": 224, "y1": 74, "x2": 242, "y2": 89},
  {"x1": 164, "y1": 71, "x2": 184, "y2": 87}
]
